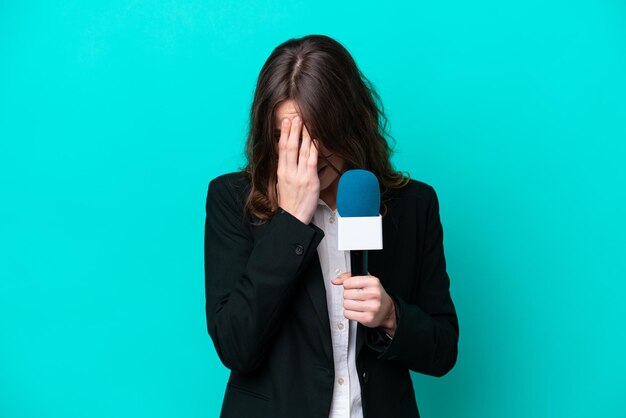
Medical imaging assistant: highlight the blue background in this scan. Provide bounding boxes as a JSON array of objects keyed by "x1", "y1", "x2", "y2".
[{"x1": 1, "y1": 1, "x2": 625, "y2": 417}]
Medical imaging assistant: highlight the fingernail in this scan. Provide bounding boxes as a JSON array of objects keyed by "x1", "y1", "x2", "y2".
[{"x1": 282, "y1": 118, "x2": 289, "y2": 126}]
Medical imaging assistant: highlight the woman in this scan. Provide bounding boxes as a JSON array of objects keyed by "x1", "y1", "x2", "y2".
[{"x1": 204, "y1": 34, "x2": 459, "y2": 418}]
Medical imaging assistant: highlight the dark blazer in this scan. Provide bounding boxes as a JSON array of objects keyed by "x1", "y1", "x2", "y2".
[{"x1": 204, "y1": 171, "x2": 459, "y2": 418}]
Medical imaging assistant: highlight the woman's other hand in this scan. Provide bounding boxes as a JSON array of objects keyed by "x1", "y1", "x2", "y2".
[
  {"x1": 276, "y1": 116, "x2": 319, "y2": 224},
  {"x1": 331, "y1": 272, "x2": 398, "y2": 337}
]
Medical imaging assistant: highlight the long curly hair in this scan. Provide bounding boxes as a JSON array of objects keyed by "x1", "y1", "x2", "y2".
[{"x1": 239, "y1": 34, "x2": 410, "y2": 225}]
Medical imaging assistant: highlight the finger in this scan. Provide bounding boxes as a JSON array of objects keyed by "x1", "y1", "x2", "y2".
[
  {"x1": 308, "y1": 138, "x2": 319, "y2": 177},
  {"x1": 298, "y1": 123, "x2": 312, "y2": 170},
  {"x1": 344, "y1": 288, "x2": 369, "y2": 301},
  {"x1": 344, "y1": 299, "x2": 375, "y2": 312},
  {"x1": 285, "y1": 116, "x2": 301, "y2": 172},
  {"x1": 342, "y1": 276, "x2": 375, "y2": 290},
  {"x1": 277, "y1": 118, "x2": 290, "y2": 173},
  {"x1": 343, "y1": 310, "x2": 373, "y2": 324},
  {"x1": 331, "y1": 271, "x2": 351, "y2": 284}
]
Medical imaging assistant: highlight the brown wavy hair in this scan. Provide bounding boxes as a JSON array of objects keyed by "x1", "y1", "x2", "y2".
[{"x1": 239, "y1": 34, "x2": 410, "y2": 225}]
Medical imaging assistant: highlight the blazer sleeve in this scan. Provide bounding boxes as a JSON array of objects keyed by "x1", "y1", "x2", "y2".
[
  {"x1": 370, "y1": 185, "x2": 459, "y2": 377},
  {"x1": 204, "y1": 176, "x2": 325, "y2": 374}
]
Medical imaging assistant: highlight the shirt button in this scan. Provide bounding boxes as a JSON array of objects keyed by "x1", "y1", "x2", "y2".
[
  {"x1": 329, "y1": 216, "x2": 335, "y2": 223},
  {"x1": 335, "y1": 268, "x2": 343, "y2": 275},
  {"x1": 337, "y1": 377, "x2": 344, "y2": 385},
  {"x1": 362, "y1": 371, "x2": 369, "y2": 383},
  {"x1": 295, "y1": 245, "x2": 304, "y2": 255},
  {"x1": 337, "y1": 322, "x2": 344, "y2": 330}
]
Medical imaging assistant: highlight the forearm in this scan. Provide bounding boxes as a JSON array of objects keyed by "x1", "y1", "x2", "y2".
[{"x1": 205, "y1": 179, "x2": 325, "y2": 374}]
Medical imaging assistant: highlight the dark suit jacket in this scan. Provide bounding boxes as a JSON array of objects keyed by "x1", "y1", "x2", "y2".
[{"x1": 204, "y1": 171, "x2": 459, "y2": 418}]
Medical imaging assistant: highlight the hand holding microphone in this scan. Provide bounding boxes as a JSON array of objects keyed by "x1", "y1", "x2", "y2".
[
  {"x1": 276, "y1": 116, "x2": 319, "y2": 225},
  {"x1": 331, "y1": 169, "x2": 397, "y2": 336},
  {"x1": 332, "y1": 272, "x2": 397, "y2": 335}
]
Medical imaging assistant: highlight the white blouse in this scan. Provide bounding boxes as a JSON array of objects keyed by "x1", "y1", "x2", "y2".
[{"x1": 312, "y1": 198, "x2": 364, "y2": 418}]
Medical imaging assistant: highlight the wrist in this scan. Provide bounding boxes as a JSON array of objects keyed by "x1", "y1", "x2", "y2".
[
  {"x1": 279, "y1": 206, "x2": 312, "y2": 225},
  {"x1": 379, "y1": 296, "x2": 397, "y2": 336},
  {"x1": 295, "y1": 213, "x2": 312, "y2": 225}
]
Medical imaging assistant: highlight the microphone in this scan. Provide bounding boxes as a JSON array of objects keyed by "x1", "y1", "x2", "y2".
[{"x1": 336, "y1": 169, "x2": 383, "y2": 276}]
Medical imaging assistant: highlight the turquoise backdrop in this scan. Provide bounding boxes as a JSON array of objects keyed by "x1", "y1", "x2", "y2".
[{"x1": 1, "y1": 1, "x2": 625, "y2": 417}]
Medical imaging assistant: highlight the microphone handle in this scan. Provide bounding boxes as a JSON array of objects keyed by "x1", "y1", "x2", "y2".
[{"x1": 350, "y1": 250, "x2": 369, "y2": 276}]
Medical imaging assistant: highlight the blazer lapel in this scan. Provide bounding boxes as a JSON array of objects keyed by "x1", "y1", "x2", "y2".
[{"x1": 303, "y1": 251, "x2": 333, "y2": 363}]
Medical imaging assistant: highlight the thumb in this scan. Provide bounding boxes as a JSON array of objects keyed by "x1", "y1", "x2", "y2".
[{"x1": 331, "y1": 272, "x2": 350, "y2": 285}]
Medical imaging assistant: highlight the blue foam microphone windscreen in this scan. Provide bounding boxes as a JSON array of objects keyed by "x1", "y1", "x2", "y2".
[{"x1": 337, "y1": 169, "x2": 380, "y2": 217}]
